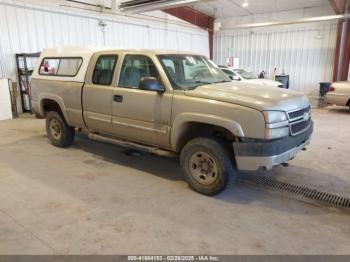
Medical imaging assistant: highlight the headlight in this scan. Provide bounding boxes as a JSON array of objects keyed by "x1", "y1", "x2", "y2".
[
  {"x1": 263, "y1": 111, "x2": 289, "y2": 139},
  {"x1": 265, "y1": 127, "x2": 289, "y2": 140},
  {"x1": 263, "y1": 111, "x2": 288, "y2": 123}
]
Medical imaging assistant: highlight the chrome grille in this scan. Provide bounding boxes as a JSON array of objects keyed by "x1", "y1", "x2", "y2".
[
  {"x1": 290, "y1": 118, "x2": 311, "y2": 135},
  {"x1": 288, "y1": 105, "x2": 312, "y2": 136},
  {"x1": 288, "y1": 105, "x2": 311, "y2": 120}
]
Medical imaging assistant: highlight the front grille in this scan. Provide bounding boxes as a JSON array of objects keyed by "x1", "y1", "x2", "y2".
[
  {"x1": 287, "y1": 105, "x2": 312, "y2": 136},
  {"x1": 290, "y1": 118, "x2": 311, "y2": 135},
  {"x1": 288, "y1": 105, "x2": 311, "y2": 120}
]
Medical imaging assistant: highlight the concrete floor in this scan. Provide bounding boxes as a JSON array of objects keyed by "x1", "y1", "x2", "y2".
[{"x1": 0, "y1": 107, "x2": 349, "y2": 255}]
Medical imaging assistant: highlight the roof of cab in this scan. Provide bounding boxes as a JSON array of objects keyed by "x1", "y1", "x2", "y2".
[
  {"x1": 32, "y1": 47, "x2": 203, "y2": 82},
  {"x1": 40, "y1": 46, "x2": 201, "y2": 57}
]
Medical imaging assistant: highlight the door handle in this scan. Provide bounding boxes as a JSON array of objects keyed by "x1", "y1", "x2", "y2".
[{"x1": 113, "y1": 95, "x2": 123, "y2": 103}]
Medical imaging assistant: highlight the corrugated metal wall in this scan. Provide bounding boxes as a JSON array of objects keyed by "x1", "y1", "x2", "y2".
[
  {"x1": 214, "y1": 22, "x2": 337, "y2": 93},
  {"x1": 0, "y1": 0, "x2": 209, "y2": 79}
]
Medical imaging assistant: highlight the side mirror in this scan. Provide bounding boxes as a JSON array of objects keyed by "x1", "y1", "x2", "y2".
[
  {"x1": 229, "y1": 75, "x2": 234, "y2": 80},
  {"x1": 139, "y1": 77, "x2": 165, "y2": 93}
]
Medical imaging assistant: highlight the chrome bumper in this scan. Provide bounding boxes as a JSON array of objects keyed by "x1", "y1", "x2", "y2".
[{"x1": 233, "y1": 121, "x2": 313, "y2": 171}]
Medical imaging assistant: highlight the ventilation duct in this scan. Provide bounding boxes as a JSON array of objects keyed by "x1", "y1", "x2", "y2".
[{"x1": 119, "y1": 0, "x2": 202, "y2": 14}]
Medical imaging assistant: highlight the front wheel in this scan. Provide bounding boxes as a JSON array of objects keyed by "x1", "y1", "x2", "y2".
[
  {"x1": 46, "y1": 111, "x2": 75, "y2": 147},
  {"x1": 180, "y1": 137, "x2": 235, "y2": 195}
]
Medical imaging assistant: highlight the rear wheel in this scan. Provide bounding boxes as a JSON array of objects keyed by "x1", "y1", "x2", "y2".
[
  {"x1": 46, "y1": 111, "x2": 75, "y2": 147},
  {"x1": 180, "y1": 137, "x2": 234, "y2": 195}
]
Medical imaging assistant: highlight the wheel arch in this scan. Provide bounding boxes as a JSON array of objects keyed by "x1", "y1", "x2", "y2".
[
  {"x1": 171, "y1": 113, "x2": 244, "y2": 152},
  {"x1": 39, "y1": 94, "x2": 71, "y2": 126}
]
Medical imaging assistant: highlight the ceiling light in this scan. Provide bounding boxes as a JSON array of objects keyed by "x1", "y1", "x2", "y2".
[
  {"x1": 242, "y1": 1, "x2": 249, "y2": 7},
  {"x1": 220, "y1": 14, "x2": 350, "y2": 30},
  {"x1": 214, "y1": 21, "x2": 222, "y2": 31}
]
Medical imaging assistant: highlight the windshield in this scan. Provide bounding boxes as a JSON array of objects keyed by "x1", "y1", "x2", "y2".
[
  {"x1": 158, "y1": 55, "x2": 231, "y2": 90},
  {"x1": 234, "y1": 69, "x2": 257, "y2": 80},
  {"x1": 221, "y1": 68, "x2": 236, "y2": 78}
]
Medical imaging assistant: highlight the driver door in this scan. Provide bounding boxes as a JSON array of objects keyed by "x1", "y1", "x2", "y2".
[{"x1": 111, "y1": 54, "x2": 173, "y2": 148}]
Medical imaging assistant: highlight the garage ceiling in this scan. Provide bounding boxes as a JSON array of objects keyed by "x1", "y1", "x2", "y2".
[
  {"x1": 23, "y1": 0, "x2": 333, "y2": 18},
  {"x1": 190, "y1": 0, "x2": 331, "y2": 18}
]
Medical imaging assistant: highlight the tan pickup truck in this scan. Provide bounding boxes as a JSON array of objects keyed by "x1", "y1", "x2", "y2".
[{"x1": 31, "y1": 47, "x2": 313, "y2": 195}]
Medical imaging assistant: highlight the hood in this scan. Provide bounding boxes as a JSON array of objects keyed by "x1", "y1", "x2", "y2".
[
  {"x1": 184, "y1": 82, "x2": 309, "y2": 112},
  {"x1": 244, "y1": 79, "x2": 282, "y2": 87}
]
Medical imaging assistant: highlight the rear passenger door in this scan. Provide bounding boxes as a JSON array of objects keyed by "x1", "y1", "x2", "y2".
[{"x1": 83, "y1": 54, "x2": 118, "y2": 134}]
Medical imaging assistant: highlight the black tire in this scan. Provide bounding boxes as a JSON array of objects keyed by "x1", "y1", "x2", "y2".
[
  {"x1": 46, "y1": 111, "x2": 75, "y2": 147},
  {"x1": 180, "y1": 137, "x2": 235, "y2": 195}
]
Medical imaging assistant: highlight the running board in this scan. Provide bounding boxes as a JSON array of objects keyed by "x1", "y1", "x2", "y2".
[{"x1": 88, "y1": 133, "x2": 177, "y2": 158}]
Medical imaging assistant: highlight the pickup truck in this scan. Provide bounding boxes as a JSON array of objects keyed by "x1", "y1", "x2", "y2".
[
  {"x1": 219, "y1": 66, "x2": 283, "y2": 88},
  {"x1": 326, "y1": 81, "x2": 350, "y2": 110},
  {"x1": 31, "y1": 47, "x2": 313, "y2": 195}
]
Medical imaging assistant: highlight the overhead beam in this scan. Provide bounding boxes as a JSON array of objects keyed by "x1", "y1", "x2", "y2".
[
  {"x1": 328, "y1": 0, "x2": 347, "y2": 14},
  {"x1": 163, "y1": 6, "x2": 214, "y2": 59},
  {"x1": 65, "y1": 0, "x2": 112, "y2": 9}
]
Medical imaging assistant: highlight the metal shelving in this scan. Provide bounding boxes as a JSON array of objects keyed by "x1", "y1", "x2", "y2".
[{"x1": 15, "y1": 52, "x2": 41, "y2": 112}]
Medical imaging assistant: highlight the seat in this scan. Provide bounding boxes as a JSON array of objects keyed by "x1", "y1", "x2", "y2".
[
  {"x1": 98, "y1": 69, "x2": 112, "y2": 85},
  {"x1": 166, "y1": 66, "x2": 176, "y2": 81},
  {"x1": 123, "y1": 66, "x2": 143, "y2": 88}
]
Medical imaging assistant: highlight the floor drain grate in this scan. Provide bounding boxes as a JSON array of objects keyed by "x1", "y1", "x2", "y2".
[{"x1": 237, "y1": 174, "x2": 350, "y2": 209}]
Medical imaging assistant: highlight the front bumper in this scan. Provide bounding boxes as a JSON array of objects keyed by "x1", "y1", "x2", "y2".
[{"x1": 233, "y1": 121, "x2": 313, "y2": 171}]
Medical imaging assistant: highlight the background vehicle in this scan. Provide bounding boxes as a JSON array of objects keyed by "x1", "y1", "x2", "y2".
[
  {"x1": 220, "y1": 66, "x2": 284, "y2": 88},
  {"x1": 326, "y1": 81, "x2": 350, "y2": 110},
  {"x1": 31, "y1": 47, "x2": 313, "y2": 195}
]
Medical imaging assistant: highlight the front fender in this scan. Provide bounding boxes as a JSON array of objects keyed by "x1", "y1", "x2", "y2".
[{"x1": 171, "y1": 112, "x2": 244, "y2": 150}]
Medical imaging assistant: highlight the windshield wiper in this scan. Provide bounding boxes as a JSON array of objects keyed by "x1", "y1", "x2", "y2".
[
  {"x1": 214, "y1": 80, "x2": 231, "y2": 83},
  {"x1": 193, "y1": 81, "x2": 212, "y2": 85},
  {"x1": 184, "y1": 81, "x2": 212, "y2": 90},
  {"x1": 186, "y1": 80, "x2": 226, "y2": 90}
]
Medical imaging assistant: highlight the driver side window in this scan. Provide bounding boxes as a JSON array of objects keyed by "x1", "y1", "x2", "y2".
[{"x1": 118, "y1": 55, "x2": 160, "y2": 89}]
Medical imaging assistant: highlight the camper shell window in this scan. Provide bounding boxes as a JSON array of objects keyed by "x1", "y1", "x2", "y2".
[{"x1": 39, "y1": 57, "x2": 83, "y2": 77}]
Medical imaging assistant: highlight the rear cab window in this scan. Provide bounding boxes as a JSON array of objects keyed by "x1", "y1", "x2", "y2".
[
  {"x1": 39, "y1": 57, "x2": 83, "y2": 77},
  {"x1": 92, "y1": 55, "x2": 118, "y2": 85}
]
